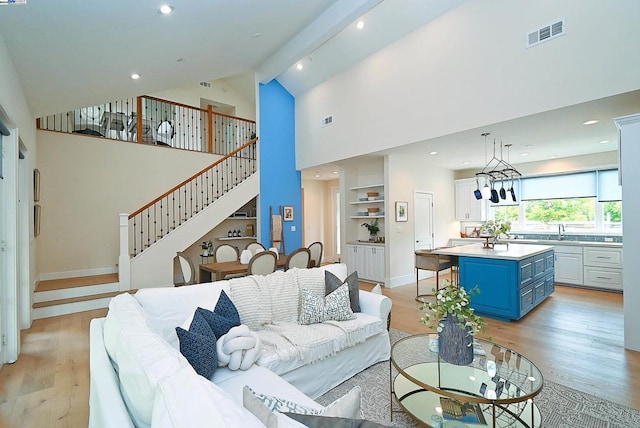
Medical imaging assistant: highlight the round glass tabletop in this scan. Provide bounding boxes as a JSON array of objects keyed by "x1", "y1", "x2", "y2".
[{"x1": 391, "y1": 334, "x2": 543, "y2": 427}]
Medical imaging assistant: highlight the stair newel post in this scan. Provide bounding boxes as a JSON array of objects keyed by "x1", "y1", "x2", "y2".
[
  {"x1": 207, "y1": 105, "x2": 214, "y2": 153},
  {"x1": 136, "y1": 96, "x2": 143, "y2": 144},
  {"x1": 119, "y1": 213, "x2": 131, "y2": 291}
]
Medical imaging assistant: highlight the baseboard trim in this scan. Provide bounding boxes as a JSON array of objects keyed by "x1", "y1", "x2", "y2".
[{"x1": 39, "y1": 266, "x2": 118, "y2": 281}]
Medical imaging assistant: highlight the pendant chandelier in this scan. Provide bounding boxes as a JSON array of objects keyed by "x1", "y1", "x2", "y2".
[{"x1": 475, "y1": 133, "x2": 521, "y2": 203}]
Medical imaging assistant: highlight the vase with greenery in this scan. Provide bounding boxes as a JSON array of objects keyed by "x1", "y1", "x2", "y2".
[
  {"x1": 481, "y1": 220, "x2": 511, "y2": 244},
  {"x1": 361, "y1": 219, "x2": 380, "y2": 241},
  {"x1": 419, "y1": 281, "x2": 487, "y2": 365}
]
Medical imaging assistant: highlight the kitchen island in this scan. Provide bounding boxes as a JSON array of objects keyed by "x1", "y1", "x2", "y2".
[{"x1": 433, "y1": 243, "x2": 554, "y2": 321}]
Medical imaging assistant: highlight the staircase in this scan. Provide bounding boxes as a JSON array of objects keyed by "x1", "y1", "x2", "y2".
[{"x1": 32, "y1": 274, "x2": 125, "y2": 319}]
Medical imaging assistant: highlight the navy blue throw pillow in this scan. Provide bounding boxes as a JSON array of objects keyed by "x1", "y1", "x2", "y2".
[
  {"x1": 196, "y1": 290, "x2": 241, "y2": 338},
  {"x1": 176, "y1": 311, "x2": 217, "y2": 378}
]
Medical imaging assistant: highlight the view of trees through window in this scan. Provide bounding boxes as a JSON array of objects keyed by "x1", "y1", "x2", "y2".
[{"x1": 493, "y1": 198, "x2": 622, "y2": 232}]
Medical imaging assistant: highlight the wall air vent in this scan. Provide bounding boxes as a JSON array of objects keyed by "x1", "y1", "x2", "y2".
[
  {"x1": 526, "y1": 19, "x2": 565, "y2": 48},
  {"x1": 321, "y1": 115, "x2": 334, "y2": 127},
  {"x1": 199, "y1": 81, "x2": 212, "y2": 88}
]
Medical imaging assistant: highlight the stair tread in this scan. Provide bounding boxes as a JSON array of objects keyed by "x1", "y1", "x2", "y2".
[
  {"x1": 36, "y1": 273, "x2": 119, "y2": 292},
  {"x1": 33, "y1": 289, "x2": 135, "y2": 308}
]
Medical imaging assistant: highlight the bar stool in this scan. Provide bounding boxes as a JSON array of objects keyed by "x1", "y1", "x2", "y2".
[{"x1": 415, "y1": 248, "x2": 457, "y2": 303}]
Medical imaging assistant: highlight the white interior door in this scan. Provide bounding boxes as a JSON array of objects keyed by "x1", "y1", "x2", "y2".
[{"x1": 414, "y1": 191, "x2": 434, "y2": 251}]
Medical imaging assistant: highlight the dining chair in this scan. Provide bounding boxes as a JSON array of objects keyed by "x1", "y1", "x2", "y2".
[
  {"x1": 247, "y1": 251, "x2": 277, "y2": 276},
  {"x1": 285, "y1": 247, "x2": 311, "y2": 271},
  {"x1": 245, "y1": 242, "x2": 266, "y2": 254},
  {"x1": 215, "y1": 244, "x2": 239, "y2": 262},
  {"x1": 176, "y1": 252, "x2": 196, "y2": 286},
  {"x1": 307, "y1": 241, "x2": 323, "y2": 267}
]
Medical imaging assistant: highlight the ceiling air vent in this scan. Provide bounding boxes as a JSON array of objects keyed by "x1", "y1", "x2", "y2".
[
  {"x1": 526, "y1": 19, "x2": 565, "y2": 48},
  {"x1": 321, "y1": 115, "x2": 334, "y2": 127}
]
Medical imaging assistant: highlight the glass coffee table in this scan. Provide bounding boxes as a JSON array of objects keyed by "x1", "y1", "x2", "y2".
[{"x1": 391, "y1": 334, "x2": 543, "y2": 427}]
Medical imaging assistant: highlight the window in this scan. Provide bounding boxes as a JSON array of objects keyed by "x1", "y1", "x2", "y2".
[{"x1": 490, "y1": 169, "x2": 622, "y2": 233}]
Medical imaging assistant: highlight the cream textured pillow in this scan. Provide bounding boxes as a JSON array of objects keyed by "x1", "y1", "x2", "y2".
[{"x1": 299, "y1": 284, "x2": 356, "y2": 325}]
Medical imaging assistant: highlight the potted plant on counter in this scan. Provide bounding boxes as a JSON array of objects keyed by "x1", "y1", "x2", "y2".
[
  {"x1": 481, "y1": 220, "x2": 511, "y2": 245},
  {"x1": 419, "y1": 280, "x2": 487, "y2": 365}
]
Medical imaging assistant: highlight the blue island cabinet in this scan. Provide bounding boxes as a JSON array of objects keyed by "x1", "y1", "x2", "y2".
[{"x1": 458, "y1": 249, "x2": 555, "y2": 321}]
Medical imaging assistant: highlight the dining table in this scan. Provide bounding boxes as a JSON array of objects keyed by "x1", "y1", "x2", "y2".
[{"x1": 199, "y1": 257, "x2": 287, "y2": 282}]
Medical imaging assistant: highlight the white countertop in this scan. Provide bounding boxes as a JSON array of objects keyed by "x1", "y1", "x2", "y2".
[
  {"x1": 433, "y1": 243, "x2": 554, "y2": 261},
  {"x1": 450, "y1": 237, "x2": 622, "y2": 249}
]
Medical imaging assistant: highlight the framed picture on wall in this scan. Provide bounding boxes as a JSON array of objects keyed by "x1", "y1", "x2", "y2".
[
  {"x1": 283, "y1": 206, "x2": 294, "y2": 222},
  {"x1": 396, "y1": 201, "x2": 408, "y2": 222},
  {"x1": 33, "y1": 168, "x2": 41, "y2": 202}
]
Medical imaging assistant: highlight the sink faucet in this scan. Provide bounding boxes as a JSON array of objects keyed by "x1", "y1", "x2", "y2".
[{"x1": 558, "y1": 224, "x2": 565, "y2": 240}]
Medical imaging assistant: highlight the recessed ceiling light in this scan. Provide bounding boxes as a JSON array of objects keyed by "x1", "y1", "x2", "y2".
[
  {"x1": 520, "y1": 152, "x2": 529, "y2": 157},
  {"x1": 583, "y1": 119, "x2": 599, "y2": 125},
  {"x1": 296, "y1": 63, "x2": 303, "y2": 71},
  {"x1": 462, "y1": 161, "x2": 471, "y2": 165},
  {"x1": 332, "y1": 171, "x2": 338, "y2": 174},
  {"x1": 429, "y1": 151, "x2": 438, "y2": 155},
  {"x1": 315, "y1": 173, "x2": 321, "y2": 178},
  {"x1": 130, "y1": 73, "x2": 140, "y2": 80},
  {"x1": 158, "y1": 5, "x2": 174, "y2": 15},
  {"x1": 599, "y1": 140, "x2": 610, "y2": 144},
  {"x1": 356, "y1": 20, "x2": 365, "y2": 30},
  {"x1": 548, "y1": 155, "x2": 559, "y2": 159},
  {"x1": 252, "y1": 33, "x2": 261, "y2": 39}
]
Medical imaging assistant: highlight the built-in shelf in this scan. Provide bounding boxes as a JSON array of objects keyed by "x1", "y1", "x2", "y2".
[
  {"x1": 227, "y1": 216, "x2": 257, "y2": 220},
  {"x1": 217, "y1": 236, "x2": 257, "y2": 241},
  {"x1": 349, "y1": 184, "x2": 384, "y2": 190},
  {"x1": 350, "y1": 215, "x2": 385, "y2": 219},
  {"x1": 350, "y1": 200, "x2": 384, "y2": 205}
]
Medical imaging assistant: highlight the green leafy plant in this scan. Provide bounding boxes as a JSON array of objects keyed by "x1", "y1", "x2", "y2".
[
  {"x1": 481, "y1": 220, "x2": 511, "y2": 238},
  {"x1": 419, "y1": 281, "x2": 487, "y2": 336},
  {"x1": 361, "y1": 219, "x2": 380, "y2": 236}
]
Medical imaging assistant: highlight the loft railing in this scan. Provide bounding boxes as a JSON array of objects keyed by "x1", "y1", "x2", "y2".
[
  {"x1": 127, "y1": 138, "x2": 257, "y2": 256},
  {"x1": 37, "y1": 95, "x2": 256, "y2": 156}
]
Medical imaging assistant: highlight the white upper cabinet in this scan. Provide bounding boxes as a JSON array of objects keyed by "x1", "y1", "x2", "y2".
[{"x1": 455, "y1": 179, "x2": 486, "y2": 221}]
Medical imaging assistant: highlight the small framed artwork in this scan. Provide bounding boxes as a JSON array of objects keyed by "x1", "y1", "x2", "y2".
[
  {"x1": 34, "y1": 204, "x2": 41, "y2": 237},
  {"x1": 395, "y1": 201, "x2": 408, "y2": 222},
  {"x1": 33, "y1": 168, "x2": 40, "y2": 202},
  {"x1": 283, "y1": 206, "x2": 294, "y2": 222}
]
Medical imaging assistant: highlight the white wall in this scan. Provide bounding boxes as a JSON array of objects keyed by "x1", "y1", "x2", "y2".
[
  {"x1": 37, "y1": 132, "x2": 221, "y2": 276},
  {"x1": 152, "y1": 72, "x2": 257, "y2": 121},
  {"x1": 295, "y1": 0, "x2": 640, "y2": 170},
  {"x1": 385, "y1": 154, "x2": 457, "y2": 287}
]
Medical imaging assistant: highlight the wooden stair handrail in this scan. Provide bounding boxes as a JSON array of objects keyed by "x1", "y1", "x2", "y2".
[
  {"x1": 128, "y1": 137, "x2": 258, "y2": 219},
  {"x1": 142, "y1": 95, "x2": 257, "y2": 123}
]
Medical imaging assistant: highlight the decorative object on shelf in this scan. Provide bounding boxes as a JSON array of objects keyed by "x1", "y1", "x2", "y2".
[
  {"x1": 361, "y1": 219, "x2": 380, "y2": 241},
  {"x1": 245, "y1": 224, "x2": 254, "y2": 237},
  {"x1": 395, "y1": 201, "x2": 408, "y2": 222},
  {"x1": 367, "y1": 207, "x2": 380, "y2": 214},
  {"x1": 475, "y1": 133, "x2": 521, "y2": 201},
  {"x1": 283, "y1": 205, "x2": 294, "y2": 222},
  {"x1": 201, "y1": 240, "x2": 213, "y2": 256},
  {"x1": 419, "y1": 281, "x2": 487, "y2": 365},
  {"x1": 366, "y1": 191, "x2": 379, "y2": 200}
]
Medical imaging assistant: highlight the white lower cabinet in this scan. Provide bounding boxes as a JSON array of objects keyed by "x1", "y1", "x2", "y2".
[
  {"x1": 346, "y1": 244, "x2": 385, "y2": 283},
  {"x1": 583, "y1": 247, "x2": 623, "y2": 291},
  {"x1": 554, "y1": 246, "x2": 584, "y2": 285}
]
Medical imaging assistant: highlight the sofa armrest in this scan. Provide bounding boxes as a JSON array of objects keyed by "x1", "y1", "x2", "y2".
[
  {"x1": 89, "y1": 318, "x2": 136, "y2": 428},
  {"x1": 358, "y1": 290, "x2": 392, "y2": 323}
]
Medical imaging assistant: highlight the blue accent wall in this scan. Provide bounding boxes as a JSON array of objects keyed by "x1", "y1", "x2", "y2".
[{"x1": 259, "y1": 80, "x2": 302, "y2": 252}]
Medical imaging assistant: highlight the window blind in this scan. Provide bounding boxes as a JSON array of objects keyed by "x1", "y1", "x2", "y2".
[
  {"x1": 597, "y1": 169, "x2": 622, "y2": 202},
  {"x1": 520, "y1": 172, "x2": 596, "y2": 200}
]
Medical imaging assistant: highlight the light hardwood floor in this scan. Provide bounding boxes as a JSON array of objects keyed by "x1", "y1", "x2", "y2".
[{"x1": 0, "y1": 280, "x2": 638, "y2": 427}]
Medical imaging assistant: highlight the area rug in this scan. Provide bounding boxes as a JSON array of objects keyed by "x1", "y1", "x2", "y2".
[{"x1": 317, "y1": 329, "x2": 640, "y2": 428}]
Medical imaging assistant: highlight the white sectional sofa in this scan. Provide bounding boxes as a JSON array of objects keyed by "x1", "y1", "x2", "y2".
[{"x1": 89, "y1": 264, "x2": 392, "y2": 427}]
